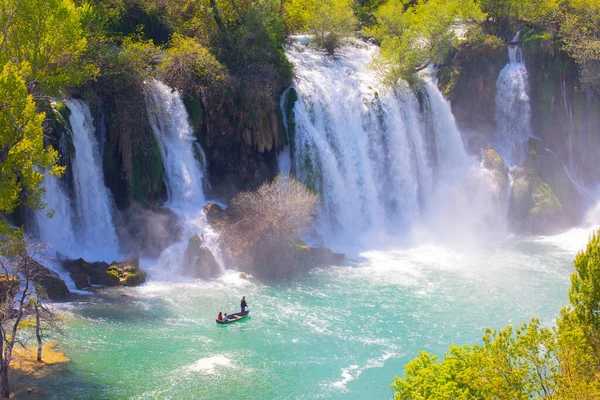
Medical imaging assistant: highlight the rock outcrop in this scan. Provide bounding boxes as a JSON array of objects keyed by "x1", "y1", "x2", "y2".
[
  {"x1": 118, "y1": 204, "x2": 182, "y2": 258},
  {"x1": 61, "y1": 257, "x2": 147, "y2": 289},
  {"x1": 183, "y1": 234, "x2": 221, "y2": 279},
  {"x1": 481, "y1": 148, "x2": 509, "y2": 198},
  {"x1": 508, "y1": 164, "x2": 563, "y2": 233}
]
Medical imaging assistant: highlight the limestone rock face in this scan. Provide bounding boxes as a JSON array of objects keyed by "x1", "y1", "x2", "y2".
[
  {"x1": 183, "y1": 234, "x2": 221, "y2": 279},
  {"x1": 481, "y1": 148, "x2": 509, "y2": 200},
  {"x1": 508, "y1": 166, "x2": 563, "y2": 233}
]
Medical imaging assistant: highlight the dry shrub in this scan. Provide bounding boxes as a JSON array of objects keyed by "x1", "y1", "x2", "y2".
[{"x1": 222, "y1": 175, "x2": 318, "y2": 278}]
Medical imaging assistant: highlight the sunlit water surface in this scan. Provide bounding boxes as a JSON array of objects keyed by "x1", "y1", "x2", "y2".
[{"x1": 38, "y1": 228, "x2": 596, "y2": 400}]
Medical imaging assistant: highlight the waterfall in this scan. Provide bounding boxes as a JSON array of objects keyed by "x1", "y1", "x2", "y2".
[
  {"x1": 561, "y1": 73, "x2": 577, "y2": 175},
  {"x1": 35, "y1": 174, "x2": 77, "y2": 257},
  {"x1": 284, "y1": 41, "x2": 503, "y2": 247},
  {"x1": 278, "y1": 87, "x2": 293, "y2": 174},
  {"x1": 67, "y1": 99, "x2": 120, "y2": 261},
  {"x1": 145, "y1": 80, "x2": 206, "y2": 210},
  {"x1": 495, "y1": 46, "x2": 532, "y2": 166},
  {"x1": 144, "y1": 80, "x2": 223, "y2": 277}
]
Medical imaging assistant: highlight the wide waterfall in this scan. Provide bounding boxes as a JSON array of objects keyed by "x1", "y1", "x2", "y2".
[
  {"x1": 144, "y1": 80, "x2": 223, "y2": 276},
  {"x1": 67, "y1": 100, "x2": 121, "y2": 261},
  {"x1": 495, "y1": 46, "x2": 532, "y2": 166},
  {"x1": 284, "y1": 41, "x2": 503, "y2": 248}
]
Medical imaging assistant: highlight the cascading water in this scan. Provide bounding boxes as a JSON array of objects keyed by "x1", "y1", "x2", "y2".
[
  {"x1": 67, "y1": 99, "x2": 121, "y2": 261},
  {"x1": 146, "y1": 81, "x2": 206, "y2": 209},
  {"x1": 35, "y1": 173, "x2": 77, "y2": 257},
  {"x1": 277, "y1": 87, "x2": 293, "y2": 174},
  {"x1": 495, "y1": 46, "x2": 532, "y2": 166},
  {"x1": 285, "y1": 40, "x2": 504, "y2": 248},
  {"x1": 144, "y1": 80, "x2": 223, "y2": 277}
]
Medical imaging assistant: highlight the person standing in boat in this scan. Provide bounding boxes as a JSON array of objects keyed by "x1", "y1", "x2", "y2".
[{"x1": 240, "y1": 296, "x2": 248, "y2": 314}]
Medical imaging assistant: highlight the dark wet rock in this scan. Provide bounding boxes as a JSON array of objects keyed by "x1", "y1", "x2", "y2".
[
  {"x1": 183, "y1": 234, "x2": 221, "y2": 279},
  {"x1": 118, "y1": 204, "x2": 182, "y2": 259},
  {"x1": 203, "y1": 203, "x2": 227, "y2": 230},
  {"x1": 61, "y1": 257, "x2": 146, "y2": 289},
  {"x1": 308, "y1": 247, "x2": 345, "y2": 266},
  {"x1": 481, "y1": 148, "x2": 509, "y2": 198}
]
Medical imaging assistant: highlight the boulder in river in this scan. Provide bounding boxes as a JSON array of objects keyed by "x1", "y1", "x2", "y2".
[
  {"x1": 183, "y1": 234, "x2": 221, "y2": 279},
  {"x1": 204, "y1": 203, "x2": 227, "y2": 228},
  {"x1": 61, "y1": 257, "x2": 147, "y2": 289},
  {"x1": 118, "y1": 204, "x2": 182, "y2": 259}
]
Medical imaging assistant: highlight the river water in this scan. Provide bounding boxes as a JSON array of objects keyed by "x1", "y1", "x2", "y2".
[{"x1": 38, "y1": 226, "x2": 594, "y2": 400}]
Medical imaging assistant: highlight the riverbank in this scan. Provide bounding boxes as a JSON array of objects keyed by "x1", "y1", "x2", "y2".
[{"x1": 9, "y1": 343, "x2": 70, "y2": 399}]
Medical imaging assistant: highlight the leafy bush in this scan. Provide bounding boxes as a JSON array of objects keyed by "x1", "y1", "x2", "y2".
[{"x1": 159, "y1": 34, "x2": 229, "y2": 104}]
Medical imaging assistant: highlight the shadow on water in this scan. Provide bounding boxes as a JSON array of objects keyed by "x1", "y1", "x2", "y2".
[{"x1": 11, "y1": 360, "x2": 105, "y2": 400}]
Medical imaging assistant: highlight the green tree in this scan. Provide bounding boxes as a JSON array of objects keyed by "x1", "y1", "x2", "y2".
[
  {"x1": 0, "y1": 0, "x2": 96, "y2": 94},
  {"x1": 393, "y1": 319, "x2": 560, "y2": 399},
  {"x1": 284, "y1": 0, "x2": 357, "y2": 54},
  {"x1": 159, "y1": 33, "x2": 228, "y2": 103},
  {"x1": 0, "y1": 62, "x2": 62, "y2": 235},
  {"x1": 369, "y1": 0, "x2": 483, "y2": 85},
  {"x1": 559, "y1": 0, "x2": 600, "y2": 92}
]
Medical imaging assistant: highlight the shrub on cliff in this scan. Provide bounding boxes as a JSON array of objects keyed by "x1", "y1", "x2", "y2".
[
  {"x1": 221, "y1": 175, "x2": 318, "y2": 278},
  {"x1": 367, "y1": 0, "x2": 484, "y2": 85},
  {"x1": 159, "y1": 34, "x2": 229, "y2": 105},
  {"x1": 285, "y1": 0, "x2": 357, "y2": 54}
]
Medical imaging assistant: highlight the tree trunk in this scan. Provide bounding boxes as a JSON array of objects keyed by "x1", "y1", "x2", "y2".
[
  {"x1": 35, "y1": 303, "x2": 42, "y2": 362},
  {"x1": 0, "y1": 362, "x2": 9, "y2": 400},
  {"x1": 209, "y1": 0, "x2": 227, "y2": 33}
]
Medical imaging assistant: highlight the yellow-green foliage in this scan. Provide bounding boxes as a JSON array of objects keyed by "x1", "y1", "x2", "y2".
[
  {"x1": 159, "y1": 34, "x2": 228, "y2": 98},
  {"x1": 0, "y1": 63, "x2": 63, "y2": 234},
  {"x1": 393, "y1": 230, "x2": 600, "y2": 399},
  {"x1": 479, "y1": 0, "x2": 561, "y2": 27},
  {"x1": 369, "y1": 0, "x2": 484, "y2": 86},
  {"x1": 0, "y1": 0, "x2": 92, "y2": 241},
  {"x1": 560, "y1": 0, "x2": 600, "y2": 92},
  {"x1": 0, "y1": 0, "x2": 96, "y2": 94},
  {"x1": 284, "y1": 0, "x2": 357, "y2": 54},
  {"x1": 527, "y1": 168, "x2": 562, "y2": 217}
]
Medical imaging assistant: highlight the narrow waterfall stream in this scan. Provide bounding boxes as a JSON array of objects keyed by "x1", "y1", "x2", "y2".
[
  {"x1": 144, "y1": 80, "x2": 223, "y2": 277},
  {"x1": 67, "y1": 100, "x2": 121, "y2": 261},
  {"x1": 495, "y1": 46, "x2": 532, "y2": 166}
]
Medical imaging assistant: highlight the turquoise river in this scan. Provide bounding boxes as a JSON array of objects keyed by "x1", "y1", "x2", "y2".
[{"x1": 31, "y1": 226, "x2": 596, "y2": 400}]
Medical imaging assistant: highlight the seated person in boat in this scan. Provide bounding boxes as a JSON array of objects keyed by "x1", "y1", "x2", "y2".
[
  {"x1": 217, "y1": 312, "x2": 223, "y2": 321},
  {"x1": 222, "y1": 313, "x2": 228, "y2": 322}
]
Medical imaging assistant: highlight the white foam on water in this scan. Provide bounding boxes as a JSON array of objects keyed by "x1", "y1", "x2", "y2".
[{"x1": 186, "y1": 355, "x2": 233, "y2": 374}]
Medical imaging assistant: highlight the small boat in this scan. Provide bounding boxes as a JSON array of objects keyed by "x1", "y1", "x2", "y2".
[{"x1": 216, "y1": 310, "x2": 249, "y2": 324}]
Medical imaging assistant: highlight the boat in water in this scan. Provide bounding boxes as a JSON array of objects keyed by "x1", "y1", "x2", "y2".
[{"x1": 216, "y1": 311, "x2": 250, "y2": 324}]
